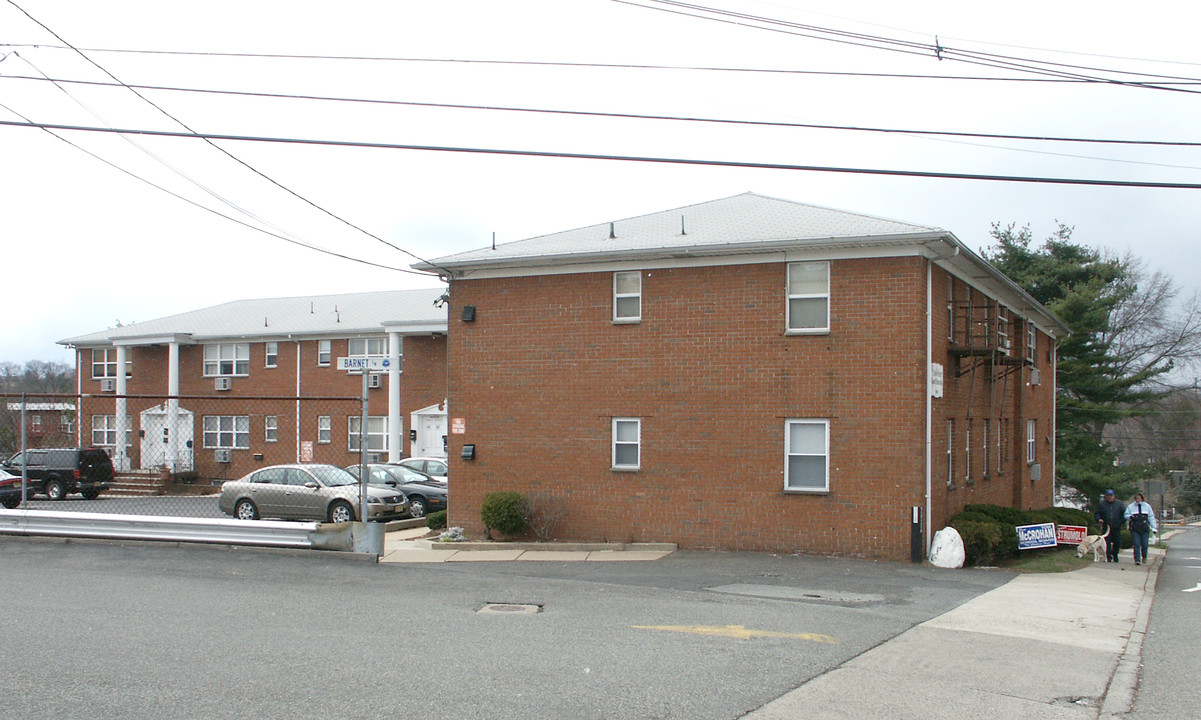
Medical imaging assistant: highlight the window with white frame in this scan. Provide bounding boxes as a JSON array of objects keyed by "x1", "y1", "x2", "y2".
[
  {"x1": 317, "y1": 415, "x2": 331, "y2": 444},
  {"x1": 613, "y1": 271, "x2": 642, "y2": 322},
  {"x1": 612, "y1": 418, "x2": 641, "y2": 470},
  {"x1": 91, "y1": 415, "x2": 132, "y2": 448},
  {"x1": 203, "y1": 415, "x2": 250, "y2": 449},
  {"x1": 91, "y1": 348, "x2": 131, "y2": 379},
  {"x1": 964, "y1": 420, "x2": 972, "y2": 481},
  {"x1": 29, "y1": 414, "x2": 41, "y2": 432},
  {"x1": 265, "y1": 342, "x2": 278, "y2": 368},
  {"x1": 785, "y1": 419, "x2": 829, "y2": 492},
  {"x1": 946, "y1": 419, "x2": 954, "y2": 486},
  {"x1": 786, "y1": 261, "x2": 830, "y2": 332},
  {"x1": 264, "y1": 415, "x2": 278, "y2": 443},
  {"x1": 1026, "y1": 323, "x2": 1037, "y2": 365},
  {"x1": 348, "y1": 337, "x2": 389, "y2": 357},
  {"x1": 348, "y1": 416, "x2": 388, "y2": 452},
  {"x1": 996, "y1": 306, "x2": 1010, "y2": 353},
  {"x1": 203, "y1": 343, "x2": 250, "y2": 376},
  {"x1": 317, "y1": 340, "x2": 331, "y2": 366},
  {"x1": 1027, "y1": 419, "x2": 1037, "y2": 464},
  {"x1": 982, "y1": 419, "x2": 990, "y2": 478},
  {"x1": 996, "y1": 418, "x2": 1003, "y2": 474},
  {"x1": 946, "y1": 280, "x2": 955, "y2": 342}
]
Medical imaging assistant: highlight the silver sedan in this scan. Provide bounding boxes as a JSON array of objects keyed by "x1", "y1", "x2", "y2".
[{"x1": 218, "y1": 464, "x2": 407, "y2": 523}]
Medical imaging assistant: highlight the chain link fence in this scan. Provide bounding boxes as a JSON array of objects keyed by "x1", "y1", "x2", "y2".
[{"x1": 2, "y1": 392, "x2": 392, "y2": 521}]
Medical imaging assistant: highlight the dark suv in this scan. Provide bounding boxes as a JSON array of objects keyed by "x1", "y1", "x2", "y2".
[{"x1": 1, "y1": 447, "x2": 114, "y2": 501}]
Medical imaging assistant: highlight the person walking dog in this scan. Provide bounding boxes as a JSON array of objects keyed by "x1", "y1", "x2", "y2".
[
  {"x1": 1095, "y1": 489, "x2": 1126, "y2": 563},
  {"x1": 1125, "y1": 493, "x2": 1158, "y2": 566}
]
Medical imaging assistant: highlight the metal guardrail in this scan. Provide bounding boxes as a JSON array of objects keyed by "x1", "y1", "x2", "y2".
[{"x1": 0, "y1": 509, "x2": 384, "y2": 554}]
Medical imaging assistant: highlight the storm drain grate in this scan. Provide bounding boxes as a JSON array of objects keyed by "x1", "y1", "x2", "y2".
[{"x1": 478, "y1": 603, "x2": 542, "y2": 615}]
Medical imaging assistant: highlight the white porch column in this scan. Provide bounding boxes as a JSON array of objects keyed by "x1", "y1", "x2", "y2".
[
  {"x1": 388, "y1": 331, "x2": 402, "y2": 462},
  {"x1": 114, "y1": 346, "x2": 129, "y2": 472},
  {"x1": 167, "y1": 342, "x2": 180, "y2": 471}
]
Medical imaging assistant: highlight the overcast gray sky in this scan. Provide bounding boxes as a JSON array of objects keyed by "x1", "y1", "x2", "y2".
[{"x1": 2, "y1": 0, "x2": 1199, "y2": 365}]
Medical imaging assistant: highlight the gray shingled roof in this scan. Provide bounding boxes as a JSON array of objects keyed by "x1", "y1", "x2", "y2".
[
  {"x1": 418, "y1": 192, "x2": 945, "y2": 271},
  {"x1": 60, "y1": 288, "x2": 448, "y2": 347}
]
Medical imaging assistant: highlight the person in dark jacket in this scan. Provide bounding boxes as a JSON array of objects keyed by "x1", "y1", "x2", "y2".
[{"x1": 1095, "y1": 489, "x2": 1126, "y2": 563}]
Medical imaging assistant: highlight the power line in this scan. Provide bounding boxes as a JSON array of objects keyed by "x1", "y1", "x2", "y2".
[
  {"x1": 0, "y1": 101, "x2": 425, "y2": 275},
  {"x1": 617, "y1": 0, "x2": 1201, "y2": 94},
  {"x1": 5, "y1": 72, "x2": 1201, "y2": 149},
  {"x1": 4, "y1": 0, "x2": 453, "y2": 277},
  {"x1": 6, "y1": 43, "x2": 1201, "y2": 87},
  {"x1": 4, "y1": 117, "x2": 1201, "y2": 189}
]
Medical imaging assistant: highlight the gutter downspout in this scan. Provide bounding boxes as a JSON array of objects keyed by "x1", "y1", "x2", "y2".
[{"x1": 925, "y1": 259, "x2": 933, "y2": 556}]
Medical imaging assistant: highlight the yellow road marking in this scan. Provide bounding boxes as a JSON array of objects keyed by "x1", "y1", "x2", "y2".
[{"x1": 633, "y1": 624, "x2": 838, "y2": 644}]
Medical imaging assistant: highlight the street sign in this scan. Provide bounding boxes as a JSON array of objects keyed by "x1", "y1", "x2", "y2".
[{"x1": 337, "y1": 357, "x2": 390, "y2": 372}]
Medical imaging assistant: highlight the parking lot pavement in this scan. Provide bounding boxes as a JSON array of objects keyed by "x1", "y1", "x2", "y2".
[{"x1": 380, "y1": 527, "x2": 676, "y2": 562}]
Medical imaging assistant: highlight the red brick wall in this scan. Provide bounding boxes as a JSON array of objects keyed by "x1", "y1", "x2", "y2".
[
  {"x1": 446, "y1": 257, "x2": 941, "y2": 560},
  {"x1": 928, "y1": 269, "x2": 1057, "y2": 531}
]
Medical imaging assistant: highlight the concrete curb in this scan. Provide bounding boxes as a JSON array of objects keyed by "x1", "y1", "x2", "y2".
[
  {"x1": 1098, "y1": 545, "x2": 1163, "y2": 718},
  {"x1": 413, "y1": 539, "x2": 678, "y2": 553}
]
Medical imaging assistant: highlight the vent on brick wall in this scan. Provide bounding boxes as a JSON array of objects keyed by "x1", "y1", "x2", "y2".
[
  {"x1": 215, "y1": 377, "x2": 232, "y2": 391},
  {"x1": 214, "y1": 448, "x2": 232, "y2": 463},
  {"x1": 100, "y1": 378, "x2": 116, "y2": 392},
  {"x1": 368, "y1": 374, "x2": 382, "y2": 389},
  {"x1": 1030, "y1": 368, "x2": 1041, "y2": 386}
]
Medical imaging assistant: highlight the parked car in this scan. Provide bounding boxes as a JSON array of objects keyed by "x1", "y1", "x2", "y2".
[
  {"x1": 1, "y1": 468, "x2": 25, "y2": 509},
  {"x1": 0, "y1": 447, "x2": 114, "y2": 501},
  {"x1": 346, "y1": 463, "x2": 447, "y2": 518},
  {"x1": 391, "y1": 456, "x2": 448, "y2": 483},
  {"x1": 218, "y1": 464, "x2": 407, "y2": 523}
]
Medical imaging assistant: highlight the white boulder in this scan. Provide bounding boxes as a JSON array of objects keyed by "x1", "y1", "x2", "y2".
[{"x1": 929, "y1": 526, "x2": 965, "y2": 568}]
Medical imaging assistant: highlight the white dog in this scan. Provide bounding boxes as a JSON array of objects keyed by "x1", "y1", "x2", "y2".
[{"x1": 1076, "y1": 535, "x2": 1105, "y2": 562}]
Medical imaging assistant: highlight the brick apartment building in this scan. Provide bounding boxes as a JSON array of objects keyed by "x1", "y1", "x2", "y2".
[
  {"x1": 417, "y1": 193, "x2": 1068, "y2": 560},
  {"x1": 58, "y1": 289, "x2": 449, "y2": 479}
]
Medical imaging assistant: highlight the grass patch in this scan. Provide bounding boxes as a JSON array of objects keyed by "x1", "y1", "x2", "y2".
[{"x1": 996, "y1": 546, "x2": 1093, "y2": 573}]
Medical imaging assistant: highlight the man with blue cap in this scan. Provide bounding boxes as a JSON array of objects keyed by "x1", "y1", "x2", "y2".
[{"x1": 1095, "y1": 489, "x2": 1125, "y2": 563}]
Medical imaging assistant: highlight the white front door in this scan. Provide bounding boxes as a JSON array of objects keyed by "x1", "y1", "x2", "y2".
[
  {"x1": 139, "y1": 405, "x2": 195, "y2": 471},
  {"x1": 410, "y1": 404, "x2": 447, "y2": 458}
]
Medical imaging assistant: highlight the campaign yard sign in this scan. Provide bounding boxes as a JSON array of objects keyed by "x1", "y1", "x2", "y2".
[
  {"x1": 1056, "y1": 525, "x2": 1089, "y2": 545},
  {"x1": 1016, "y1": 522, "x2": 1058, "y2": 550}
]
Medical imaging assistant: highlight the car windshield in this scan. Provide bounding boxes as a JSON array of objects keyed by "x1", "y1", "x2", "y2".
[
  {"x1": 308, "y1": 465, "x2": 359, "y2": 487},
  {"x1": 389, "y1": 466, "x2": 430, "y2": 483}
]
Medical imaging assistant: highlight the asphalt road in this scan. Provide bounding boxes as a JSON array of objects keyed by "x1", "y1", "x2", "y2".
[
  {"x1": 0, "y1": 537, "x2": 1013, "y2": 720},
  {"x1": 1129, "y1": 526, "x2": 1201, "y2": 718}
]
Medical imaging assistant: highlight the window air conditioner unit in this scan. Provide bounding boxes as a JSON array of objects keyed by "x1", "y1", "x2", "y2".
[
  {"x1": 214, "y1": 448, "x2": 232, "y2": 463},
  {"x1": 100, "y1": 378, "x2": 116, "y2": 392},
  {"x1": 215, "y1": 377, "x2": 232, "y2": 391},
  {"x1": 367, "y1": 452, "x2": 383, "y2": 463},
  {"x1": 1030, "y1": 368, "x2": 1041, "y2": 386},
  {"x1": 368, "y1": 374, "x2": 382, "y2": 389}
]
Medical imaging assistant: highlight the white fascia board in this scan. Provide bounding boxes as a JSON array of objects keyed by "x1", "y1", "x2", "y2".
[
  {"x1": 445, "y1": 233, "x2": 949, "y2": 280},
  {"x1": 380, "y1": 320, "x2": 448, "y2": 334}
]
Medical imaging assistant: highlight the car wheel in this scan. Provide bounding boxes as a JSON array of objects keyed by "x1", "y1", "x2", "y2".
[
  {"x1": 1, "y1": 497, "x2": 18, "y2": 509},
  {"x1": 235, "y1": 499, "x2": 259, "y2": 521},
  {"x1": 328, "y1": 500, "x2": 355, "y2": 523},
  {"x1": 408, "y1": 497, "x2": 427, "y2": 518},
  {"x1": 81, "y1": 490, "x2": 100, "y2": 501},
  {"x1": 45, "y1": 479, "x2": 66, "y2": 501}
]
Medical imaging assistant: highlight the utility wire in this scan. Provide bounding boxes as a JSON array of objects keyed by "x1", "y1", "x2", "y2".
[
  {"x1": 5, "y1": 43, "x2": 1201, "y2": 87},
  {"x1": 5, "y1": 72, "x2": 1201, "y2": 149},
  {"x1": 4, "y1": 0, "x2": 453, "y2": 276},
  {"x1": 4, "y1": 117, "x2": 1201, "y2": 189},
  {"x1": 617, "y1": 0, "x2": 1201, "y2": 93},
  {"x1": 0, "y1": 100, "x2": 424, "y2": 275}
]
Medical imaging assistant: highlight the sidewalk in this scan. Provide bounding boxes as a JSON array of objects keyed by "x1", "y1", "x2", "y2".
[
  {"x1": 379, "y1": 526, "x2": 676, "y2": 562},
  {"x1": 746, "y1": 544, "x2": 1165, "y2": 720}
]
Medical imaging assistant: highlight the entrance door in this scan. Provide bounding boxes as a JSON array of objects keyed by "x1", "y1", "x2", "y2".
[
  {"x1": 409, "y1": 404, "x2": 448, "y2": 458},
  {"x1": 139, "y1": 404, "x2": 195, "y2": 471}
]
